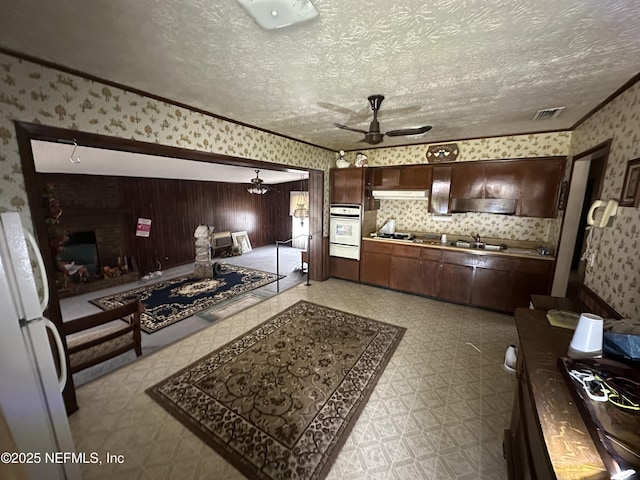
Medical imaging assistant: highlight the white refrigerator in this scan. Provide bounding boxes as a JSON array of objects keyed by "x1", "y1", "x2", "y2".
[{"x1": 0, "y1": 212, "x2": 79, "y2": 480}]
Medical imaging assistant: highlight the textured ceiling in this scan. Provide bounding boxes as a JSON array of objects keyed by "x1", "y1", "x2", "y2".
[
  {"x1": 2, "y1": 0, "x2": 640, "y2": 151},
  {"x1": 31, "y1": 141, "x2": 308, "y2": 184}
]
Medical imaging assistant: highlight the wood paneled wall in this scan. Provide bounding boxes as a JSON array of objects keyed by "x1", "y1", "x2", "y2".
[{"x1": 41, "y1": 173, "x2": 306, "y2": 274}]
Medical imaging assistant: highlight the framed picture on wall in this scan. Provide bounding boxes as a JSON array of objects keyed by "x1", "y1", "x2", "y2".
[
  {"x1": 620, "y1": 158, "x2": 640, "y2": 207},
  {"x1": 231, "y1": 231, "x2": 252, "y2": 253}
]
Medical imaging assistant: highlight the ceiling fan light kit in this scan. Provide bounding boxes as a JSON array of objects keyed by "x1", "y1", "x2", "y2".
[
  {"x1": 236, "y1": 0, "x2": 318, "y2": 30},
  {"x1": 335, "y1": 95, "x2": 432, "y2": 145}
]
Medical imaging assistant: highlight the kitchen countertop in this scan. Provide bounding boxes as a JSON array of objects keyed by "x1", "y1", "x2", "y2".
[{"x1": 363, "y1": 236, "x2": 555, "y2": 260}]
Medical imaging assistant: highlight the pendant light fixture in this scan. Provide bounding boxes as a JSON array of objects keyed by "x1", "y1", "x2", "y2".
[{"x1": 292, "y1": 174, "x2": 309, "y2": 225}]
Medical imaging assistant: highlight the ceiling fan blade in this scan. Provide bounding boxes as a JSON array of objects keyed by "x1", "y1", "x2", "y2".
[
  {"x1": 385, "y1": 125, "x2": 432, "y2": 137},
  {"x1": 335, "y1": 123, "x2": 369, "y2": 134}
]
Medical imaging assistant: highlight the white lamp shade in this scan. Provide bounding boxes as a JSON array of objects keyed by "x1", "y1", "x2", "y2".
[
  {"x1": 290, "y1": 191, "x2": 308, "y2": 216},
  {"x1": 568, "y1": 313, "x2": 604, "y2": 358}
]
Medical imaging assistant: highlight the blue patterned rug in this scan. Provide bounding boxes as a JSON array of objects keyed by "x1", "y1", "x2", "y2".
[{"x1": 91, "y1": 265, "x2": 283, "y2": 333}]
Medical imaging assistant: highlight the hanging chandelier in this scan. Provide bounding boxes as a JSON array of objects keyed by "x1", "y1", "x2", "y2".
[
  {"x1": 247, "y1": 169, "x2": 269, "y2": 195},
  {"x1": 292, "y1": 175, "x2": 309, "y2": 225}
]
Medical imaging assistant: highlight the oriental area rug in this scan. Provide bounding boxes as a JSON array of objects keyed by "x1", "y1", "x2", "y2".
[
  {"x1": 146, "y1": 300, "x2": 406, "y2": 480},
  {"x1": 91, "y1": 265, "x2": 282, "y2": 333}
]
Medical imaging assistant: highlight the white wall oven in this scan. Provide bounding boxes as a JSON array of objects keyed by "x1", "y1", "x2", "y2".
[{"x1": 329, "y1": 204, "x2": 362, "y2": 260}]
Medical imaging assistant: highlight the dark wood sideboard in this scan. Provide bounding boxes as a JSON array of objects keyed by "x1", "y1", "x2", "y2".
[{"x1": 505, "y1": 308, "x2": 610, "y2": 480}]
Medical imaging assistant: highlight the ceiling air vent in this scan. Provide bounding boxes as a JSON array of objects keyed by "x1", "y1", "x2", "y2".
[{"x1": 532, "y1": 107, "x2": 565, "y2": 120}]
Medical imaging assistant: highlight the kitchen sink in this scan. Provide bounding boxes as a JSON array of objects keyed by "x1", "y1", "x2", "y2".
[{"x1": 451, "y1": 240, "x2": 507, "y2": 251}]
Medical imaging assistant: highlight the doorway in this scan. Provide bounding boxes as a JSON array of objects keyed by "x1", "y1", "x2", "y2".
[
  {"x1": 15, "y1": 121, "x2": 325, "y2": 413},
  {"x1": 552, "y1": 140, "x2": 610, "y2": 297}
]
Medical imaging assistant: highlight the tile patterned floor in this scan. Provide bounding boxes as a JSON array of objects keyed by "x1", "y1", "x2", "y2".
[{"x1": 68, "y1": 278, "x2": 517, "y2": 480}]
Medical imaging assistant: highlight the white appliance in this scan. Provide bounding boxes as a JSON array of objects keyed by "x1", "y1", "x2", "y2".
[
  {"x1": 0, "y1": 213, "x2": 79, "y2": 480},
  {"x1": 372, "y1": 189, "x2": 429, "y2": 200},
  {"x1": 329, "y1": 204, "x2": 362, "y2": 260}
]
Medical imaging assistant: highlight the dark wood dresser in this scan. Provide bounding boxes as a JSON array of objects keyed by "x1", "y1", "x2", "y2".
[{"x1": 505, "y1": 308, "x2": 610, "y2": 480}]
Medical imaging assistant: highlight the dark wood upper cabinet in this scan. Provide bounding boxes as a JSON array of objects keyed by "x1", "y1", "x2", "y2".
[
  {"x1": 450, "y1": 162, "x2": 486, "y2": 199},
  {"x1": 485, "y1": 161, "x2": 523, "y2": 199},
  {"x1": 333, "y1": 157, "x2": 565, "y2": 217},
  {"x1": 447, "y1": 157, "x2": 565, "y2": 218},
  {"x1": 429, "y1": 166, "x2": 452, "y2": 214},
  {"x1": 372, "y1": 165, "x2": 432, "y2": 189},
  {"x1": 398, "y1": 165, "x2": 432, "y2": 189},
  {"x1": 372, "y1": 167, "x2": 400, "y2": 188},
  {"x1": 519, "y1": 158, "x2": 565, "y2": 218},
  {"x1": 330, "y1": 168, "x2": 364, "y2": 204}
]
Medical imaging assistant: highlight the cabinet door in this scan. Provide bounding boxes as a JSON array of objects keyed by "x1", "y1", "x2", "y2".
[
  {"x1": 372, "y1": 167, "x2": 400, "y2": 188},
  {"x1": 389, "y1": 256, "x2": 421, "y2": 293},
  {"x1": 485, "y1": 161, "x2": 523, "y2": 200},
  {"x1": 331, "y1": 169, "x2": 364, "y2": 204},
  {"x1": 471, "y1": 268, "x2": 512, "y2": 312},
  {"x1": 450, "y1": 162, "x2": 485, "y2": 199},
  {"x1": 360, "y1": 251, "x2": 390, "y2": 287},
  {"x1": 439, "y1": 263, "x2": 474, "y2": 304},
  {"x1": 430, "y1": 166, "x2": 452, "y2": 214},
  {"x1": 330, "y1": 257, "x2": 360, "y2": 281},
  {"x1": 510, "y1": 259, "x2": 553, "y2": 310},
  {"x1": 519, "y1": 159, "x2": 565, "y2": 218},
  {"x1": 398, "y1": 166, "x2": 432, "y2": 189},
  {"x1": 420, "y1": 260, "x2": 441, "y2": 297}
]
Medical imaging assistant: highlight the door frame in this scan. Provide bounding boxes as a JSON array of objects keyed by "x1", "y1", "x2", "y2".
[
  {"x1": 15, "y1": 120, "x2": 325, "y2": 413},
  {"x1": 551, "y1": 140, "x2": 610, "y2": 297}
]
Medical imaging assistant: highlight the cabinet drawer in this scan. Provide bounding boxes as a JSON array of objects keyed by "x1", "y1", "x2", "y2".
[
  {"x1": 362, "y1": 240, "x2": 393, "y2": 254},
  {"x1": 475, "y1": 255, "x2": 513, "y2": 271},
  {"x1": 392, "y1": 244, "x2": 421, "y2": 258},
  {"x1": 441, "y1": 250, "x2": 475, "y2": 267},
  {"x1": 420, "y1": 247, "x2": 442, "y2": 261},
  {"x1": 512, "y1": 258, "x2": 553, "y2": 274}
]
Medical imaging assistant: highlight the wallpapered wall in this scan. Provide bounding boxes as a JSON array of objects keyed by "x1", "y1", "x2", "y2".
[
  {"x1": 342, "y1": 133, "x2": 572, "y2": 242},
  {"x1": 570, "y1": 81, "x2": 640, "y2": 319},
  {"x1": 0, "y1": 53, "x2": 334, "y2": 232},
  {"x1": 11, "y1": 53, "x2": 639, "y2": 310},
  {"x1": 0, "y1": 52, "x2": 573, "y2": 247}
]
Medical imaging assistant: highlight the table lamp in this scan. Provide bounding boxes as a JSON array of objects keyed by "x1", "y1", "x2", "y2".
[{"x1": 568, "y1": 313, "x2": 604, "y2": 358}]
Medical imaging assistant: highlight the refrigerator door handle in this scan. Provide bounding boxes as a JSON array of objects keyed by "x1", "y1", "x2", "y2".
[
  {"x1": 24, "y1": 229, "x2": 49, "y2": 313},
  {"x1": 43, "y1": 317, "x2": 67, "y2": 393}
]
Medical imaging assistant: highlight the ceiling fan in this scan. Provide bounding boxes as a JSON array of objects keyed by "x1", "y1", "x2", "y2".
[
  {"x1": 334, "y1": 95, "x2": 432, "y2": 145},
  {"x1": 247, "y1": 169, "x2": 278, "y2": 194}
]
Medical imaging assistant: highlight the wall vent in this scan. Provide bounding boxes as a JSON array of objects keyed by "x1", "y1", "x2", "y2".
[{"x1": 532, "y1": 107, "x2": 565, "y2": 120}]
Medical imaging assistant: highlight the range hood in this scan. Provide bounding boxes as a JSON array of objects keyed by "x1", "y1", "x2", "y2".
[
  {"x1": 372, "y1": 190, "x2": 429, "y2": 200},
  {"x1": 450, "y1": 198, "x2": 517, "y2": 214}
]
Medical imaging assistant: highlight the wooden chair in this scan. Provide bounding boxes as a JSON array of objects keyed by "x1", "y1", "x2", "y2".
[{"x1": 62, "y1": 299, "x2": 144, "y2": 374}]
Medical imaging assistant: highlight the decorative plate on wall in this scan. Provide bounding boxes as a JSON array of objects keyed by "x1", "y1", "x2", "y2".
[{"x1": 426, "y1": 143, "x2": 459, "y2": 163}]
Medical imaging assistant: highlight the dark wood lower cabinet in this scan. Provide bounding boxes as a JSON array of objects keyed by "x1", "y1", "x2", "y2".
[
  {"x1": 389, "y1": 256, "x2": 421, "y2": 294},
  {"x1": 439, "y1": 263, "x2": 474, "y2": 304},
  {"x1": 359, "y1": 251, "x2": 390, "y2": 287},
  {"x1": 329, "y1": 257, "x2": 360, "y2": 281},
  {"x1": 419, "y1": 260, "x2": 441, "y2": 296},
  {"x1": 359, "y1": 239, "x2": 554, "y2": 313},
  {"x1": 472, "y1": 268, "x2": 512, "y2": 311}
]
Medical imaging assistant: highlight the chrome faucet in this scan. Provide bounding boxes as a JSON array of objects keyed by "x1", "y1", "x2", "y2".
[{"x1": 471, "y1": 233, "x2": 481, "y2": 243}]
